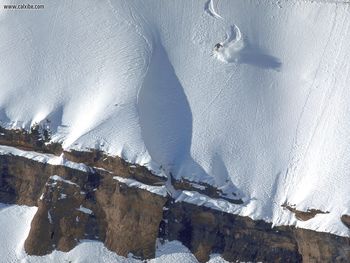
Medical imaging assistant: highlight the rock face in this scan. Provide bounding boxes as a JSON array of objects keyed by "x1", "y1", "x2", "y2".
[
  {"x1": 0, "y1": 132, "x2": 167, "y2": 258},
  {"x1": 294, "y1": 229, "x2": 350, "y2": 263},
  {"x1": 341, "y1": 215, "x2": 350, "y2": 229},
  {"x1": 95, "y1": 175, "x2": 166, "y2": 259},
  {"x1": 162, "y1": 201, "x2": 350, "y2": 262},
  {"x1": 171, "y1": 176, "x2": 243, "y2": 204},
  {"x1": 25, "y1": 173, "x2": 98, "y2": 255},
  {"x1": 282, "y1": 204, "x2": 329, "y2": 221},
  {"x1": 0, "y1": 128, "x2": 349, "y2": 262},
  {"x1": 162, "y1": 201, "x2": 301, "y2": 262},
  {"x1": 0, "y1": 154, "x2": 51, "y2": 205},
  {"x1": 0, "y1": 125, "x2": 62, "y2": 154},
  {"x1": 23, "y1": 169, "x2": 167, "y2": 258}
]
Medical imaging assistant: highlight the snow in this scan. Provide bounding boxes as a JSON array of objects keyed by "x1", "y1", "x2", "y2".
[
  {"x1": 76, "y1": 205, "x2": 93, "y2": 215},
  {"x1": 113, "y1": 176, "x2": 168, "y2": 197},
  {"x1": 154, "y1": 240, "x2": 198, "y2": 262},
  {"x1": 204, "y1": 0, "x2": 224, "y2": 20},
  {"x1": 0, "y1": 0, "x2": 350, "y2": 238},
  {"x1": 0, "y1": 145, "x2": 92, "y2": 173},
  {"x1": 0, "y1": 203, "x2": 231, "y2": 262},
  {"x1": 213, "y1": 25, "x2": 245, "y2": 63},
  {"x1": 49, "y1": 175, "x2": 79, "y2": 187},
  {"x1": 0, "y1": 204, "x2": 37, "y2": 262},
  {"x1": 189, "y1": 183, "x2": 206, "y2": 191},
  {"x1": 59, "y1": 193, "x2": 67, "y2": 200},
  {"x1": 175, "y1": 190, "x2": 242, "y2": 214},
  {"x1": 48, "y1": 211, "x2": 53, "y2": 224}
]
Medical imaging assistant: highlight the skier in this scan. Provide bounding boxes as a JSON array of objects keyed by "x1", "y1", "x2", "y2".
[{"x1": 214, "y1": 43, "x2": 223, "y2": 51}]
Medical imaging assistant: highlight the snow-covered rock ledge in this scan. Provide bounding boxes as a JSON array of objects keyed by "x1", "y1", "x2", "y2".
[
  {"x1": 0, "y1": 125, "x2": 349, "y2": 239},
  {"x1": 0, "y1": 142, "x2": 349, "y2": 262}
]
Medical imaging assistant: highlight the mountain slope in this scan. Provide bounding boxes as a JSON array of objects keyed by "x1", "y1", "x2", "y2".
[{"x1": 0, "y1": 0, "x2": 350, "y2": 238}]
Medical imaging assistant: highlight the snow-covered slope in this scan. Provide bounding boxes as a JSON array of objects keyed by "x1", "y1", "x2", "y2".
[{"x1": 1, "y1": 0, "x2": 350, "y2": 237}]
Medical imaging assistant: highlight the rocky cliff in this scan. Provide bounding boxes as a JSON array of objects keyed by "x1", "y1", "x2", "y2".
[{"x1": 0, "y1": 127, "x2": 349, "y2": 262}]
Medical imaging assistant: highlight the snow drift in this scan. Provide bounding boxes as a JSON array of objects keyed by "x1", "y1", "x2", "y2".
[{"x1": 0, "y1": 0, "x2": 350, "y2": 237}]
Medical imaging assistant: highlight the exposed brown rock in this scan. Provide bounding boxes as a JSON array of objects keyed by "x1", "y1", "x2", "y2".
[
  {"x1": 171, "y1": 176, "x2": 243, "y2": 204},
  {"x1": 0, "y1": 151, "x2": 166, "y2": 258},
  {"x1": 0, "y1": 128, "x2": 349, "y2": 262},
  {"x1": 24, "y1": 179, "x2": 91, "y2": 255},
  {"x1": 0, "y1": 126, "x2": 62, "y2": 155},
  {"x1": 341, "y1": 215, "x2": 350, "y2": 229},
  {"x1": 63, "y1": 149, "x2": 166, "y2": 186},
  {"x1": 162, "y1": 201, "x2": 350, "y2": 262},
  {"x1": 0, "y1": 155, "x2": 49, "y2": 205},
  {"x1": 163, "y1": 201, "x2": 303, "y2": 262},
  {"x1": 282, "y1": 204, "x2": 329, "y2": 221},
  {"x1": 0, "y1": 126, "x2": 164, "y2": 186},
  {"x1": 294, "y1": 228, "x2": 350, "y2": 262},
  {"x1": 0, "y1": 154, "x2": 93, "y2": 206},
  {"x1": 96, "y1": 175, "x2": 167, "y2": 259}
]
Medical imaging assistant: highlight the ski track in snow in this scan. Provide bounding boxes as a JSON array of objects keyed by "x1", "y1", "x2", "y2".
[
  {"x1": 213, "y1": 24, "x2": 245, "y2": 63},
  {"x1": 223, "y1": 25, "x2": 242, "y2": 46},
  {"x1": 204, "y1": 0, "x2": 245, "y2": 64},
  {"x1": 283, "y1": 6, "x2": 350, "y2": 202},
  {"x1": 205, "y1": 0, "x2": 224, "y2": 19}
]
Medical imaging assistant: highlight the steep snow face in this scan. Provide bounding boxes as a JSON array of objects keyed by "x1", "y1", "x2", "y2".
[{"x1": 1, "y1": 0, "x2": 350, "y2": 236}]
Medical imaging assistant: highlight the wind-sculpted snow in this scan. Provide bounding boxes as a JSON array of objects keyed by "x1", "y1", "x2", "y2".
[{"x1": 1, "y1": 0, "x2": 350, "y2": 237}]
